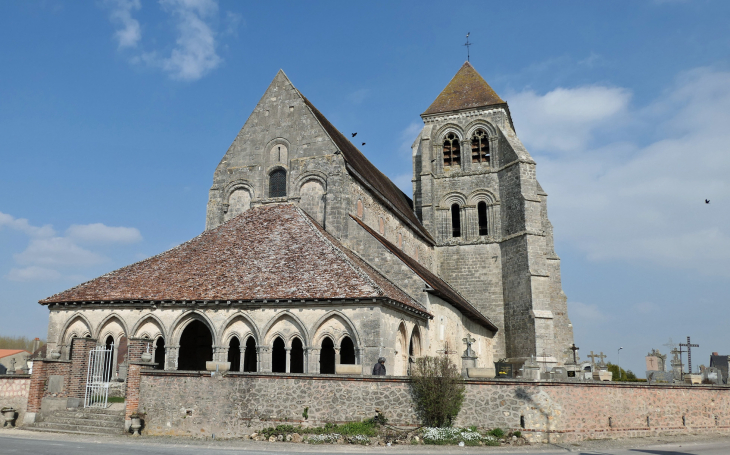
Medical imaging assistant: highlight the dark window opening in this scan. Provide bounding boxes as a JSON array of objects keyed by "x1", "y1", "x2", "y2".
[
  {"x1": 104, "y1": 336, "x2": 114, "y2": 381},
  {"x1": 340, "y1": 337, "x2": 355, "y2": 365},
  {"x1": 520, "y1": 415, "x2": 525, "y2": 428},
  {"x1": 178, "y1": 320, "x2": 213, "y2": 371},
  {"x1": 290, "y1": 338, "x2": 304, "y2": 373},
  {"x1": 471, "y1": 129, "x2": 490, "y2": 164},
  {"x1": 272, "y1": 337, "x2": 286, "y2": 373},
  {"x1": 243, "y1": 336, "x2": 257, "y2": 372},
  {"x1": 442, "y1": 133, "x2": 461, "y2": 168},
  {"x1": 269, "y1": 169, "x2": 287, "y2": 198},
  {"x1": 451, "y1": 204, "x2": 461, "y2": 238},
  {"x1": 320, "y1": 337, "x2": 335, "y2": 374},
  {"x1": 154, "y1": 337, "x2": 165, "y2": 370},
  {"x1": 478, "y1": 201, "x2": 489, "y2": 236},
  {"x1": 228, "y1": 337, "x2": 241, "y2": 372}
]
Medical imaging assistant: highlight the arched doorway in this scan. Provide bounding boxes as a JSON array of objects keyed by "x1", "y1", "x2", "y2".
[
  {"x1": 154, "y1": 337, "x2": 165, "y2": 370},
  {"x1": 340, "y1": 336, "x2": 355, "y2": 364},
  {"x1": 177, "y1": 320, "x2": 213, "y2": 371},
  {"x1": 104, "y1": 336, "x2": 114, "y2": 381},
  {"x1": 228, "y1": 337, "x2": 241, "y2": 372},
  {"x1": 408, "y1": 327, "x2": 421, "y2": 376},
  {"x1": 290, "y1": 338, "x2": 304, "y2": 373},
  {"x1": 243, "y1": 336, "x2": 257, "y2": 372},
  {"x1": 320, "y1": 337, "x2": 335, "y2": 374},
  {"x1": 272, "y1": 337, "x2": 286, "y2": 373}
]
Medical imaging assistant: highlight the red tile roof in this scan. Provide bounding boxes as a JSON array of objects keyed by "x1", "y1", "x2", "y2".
[
  {"x1": 350, "y1": 214, "x2": 498, "y2": 332},
  {"x1": 298, "y1": 92, "x2": 435, "y2": 245},
  {"x1": 0, "y1": 349, "x2": 29, "y2": 359},
  {"x1": 422, "y1": 62, "x2": 505, "y2": 116},
  {"x1": 39, "y1": 204, "x2": 427, "y2": 316}
]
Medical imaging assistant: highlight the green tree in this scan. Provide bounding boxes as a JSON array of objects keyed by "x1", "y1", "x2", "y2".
[
  {"x1": 606, "y1": 362, "x2": 638, "y2": 381},
  {"x1": 410, "y1": 356, "x2": 465, "y2": 427},
  {"x1": 0, "y1": 336, "x2": 44, "y2": 352}
]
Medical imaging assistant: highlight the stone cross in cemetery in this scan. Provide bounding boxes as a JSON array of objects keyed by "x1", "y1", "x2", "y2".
[
  {"x1": 462, "y1": 334, "x2": 476, "y2": 358},
  {"x1": 588, "y1": 351, "x2": 599, "y2": 365},
  {"x1": 671, "y1": 347, "x2": 684, "y2": 379},
  {"x1": 598, "y1": 352, "x2": 607, "y2": 367},
  {"x1": 436, "y1": 341, "x2": 457, "y2": 356},
  {"x1": 569, "y1": 343, "x2": 579, "y2": 364},
  {"x1": 680, "y1": 337, "x2": 699, "y2": 374}
]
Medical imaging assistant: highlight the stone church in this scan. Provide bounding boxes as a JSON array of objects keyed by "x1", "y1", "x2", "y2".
[{"x1": 39, "y1": 62, "x2": 573, "y2": 377}]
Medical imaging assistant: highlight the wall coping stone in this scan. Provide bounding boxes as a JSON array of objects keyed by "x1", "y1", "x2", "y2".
[{"x1": 0, "y1": 374, "x2": 31, "y2": 379}]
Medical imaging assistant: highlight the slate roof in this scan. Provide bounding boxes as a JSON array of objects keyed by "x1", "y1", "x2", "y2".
[
  {"x1": 298, "y1": 92, "x2": 435, "y2": 245},
  {"x1": 39, "y1": 204, "x2": 427, "y2": 316},
  {"x1": 350, "y1": 214, "x2": 498, "y2": 332},
  {"x1": 422, "y1": 62, "x2": 505, "y2": 116}
]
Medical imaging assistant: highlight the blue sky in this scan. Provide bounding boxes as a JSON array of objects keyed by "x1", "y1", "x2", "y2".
[{"x1": 1, "y1": 0, "x2": 728, "y2": 375}]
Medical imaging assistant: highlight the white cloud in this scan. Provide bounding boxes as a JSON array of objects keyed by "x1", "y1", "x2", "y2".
[
  {"x1": 157, "y1": 0, "x2": 222, "y2": 81},
  {"x1": 569, "y1": 301, "x2": 609, "y2": 322},
  {"x1": 0, "y1": 212, "x2": 55, "y2": 238},
  {"x1": 510, "y1": 86, "x2": 631, "y2": 153},
  {"x1": 1, "y1": 213, "x2": 142, "y2": 281},
  {"x1": 107, "y1": 0, "x2": 142, "y2": 49},
  {"x1": 105, "y1": 0, "x2": 228, "y2": 81},
  {"x1": 66, "y1": 223, "x2": 142, "y2": 244},
  {"x1": 6, "y1": 266, "x2": 62, "y2": 282},
  {"x1": 513, "y1": 67, "x2": 730, "y2": 276},
  {"x1": 399, "y1": 121, "x2": 422, "y2": 156},
  {"x1": 15, "y1": 237, "x2": 106, "y2": 267},
  {"x1": 347, "y1": 89, "x2": 370, "y2": 104}
]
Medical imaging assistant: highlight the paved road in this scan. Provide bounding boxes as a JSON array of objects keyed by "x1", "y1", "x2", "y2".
[{"x1": 2, "y1": 432, "x2": 730, "y2": 455}]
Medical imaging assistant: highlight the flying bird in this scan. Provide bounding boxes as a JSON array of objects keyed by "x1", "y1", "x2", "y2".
[
  {"x1": 362, "y1": 142, "x2": 366, "y2": 146},
  {"x1": 351, "y1": 132, "x2": 357, "y2": 137},
  {"x1": 706, "y1": 199, "x2": 710, "y2": 204}
]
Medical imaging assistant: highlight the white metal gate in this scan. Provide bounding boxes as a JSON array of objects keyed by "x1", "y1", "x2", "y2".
[{"x1": 84, "y1": 345, "x2": 113, "y2": 408}]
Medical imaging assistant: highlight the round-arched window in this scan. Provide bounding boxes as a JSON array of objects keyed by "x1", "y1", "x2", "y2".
[{"x1": 269, "y1": 169, "x2": 287, "y2": 198}]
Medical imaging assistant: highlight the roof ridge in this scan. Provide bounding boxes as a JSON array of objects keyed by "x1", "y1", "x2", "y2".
[{"x1": 292, "y1": 205, "x2": 385, "y2": 297}]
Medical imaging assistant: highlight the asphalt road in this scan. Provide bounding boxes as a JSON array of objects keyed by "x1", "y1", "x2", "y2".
[{"x1": 2, "y1": 432, "x2": 730, "y2": 455}]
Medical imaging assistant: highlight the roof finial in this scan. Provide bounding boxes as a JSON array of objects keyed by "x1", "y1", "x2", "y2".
[{"x1": 464, "y1": 32, "x2": 471, "y2": 62}]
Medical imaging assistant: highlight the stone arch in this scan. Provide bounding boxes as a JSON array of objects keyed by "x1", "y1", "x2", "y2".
[
  {"x1": 219, "y1": 312, "x2": 260, "y2": 346},
  {"x1": 170, "y1": 311, "x2": 218, "y2": 346},
  {"x1": 175, "y1": 317, "x2": 214, "y2": 371},
  {"x1": 319, "y1": 336, "x2": 336, "y2": 374},
  {"x1": 311, "y1": 311, "x2": 362, "y2": 350},
  {"x1": 297, "y1": 175, "x2": 326, "y2": 226},
  {"x1": 94, "y1": 313, "x2": 129, "y2": 342},
  {"x1": 131, "y1": 314, "x2": 167, "y2": 341},
  {"x1": 262, "y1": 311, "x2": 309, "y2": 347},
  {"x1": 265, "y1": 137, "x2": 291, "y2": 166},
  {"x1": 467, "y1": 189, "x2": 497, "y2": 205},
  {"x1": 394, "y1": 321, "x2": 408, "y2": 376},
  {"x1": 465, "y1": 120, "x2": 498, "y2": 139},
  {"x1": 409, "y1": 325, "x2": 422, "y2": 358},
  {"x1": 59, "y1": 312, "x2": 93, "y2": 345},
  {"x1": 224, "y1": 181, "x2": 254, "y2": 222},
  {"x1": 440, "y1": 192, "x2": 468, "y2": 209},
  {"x1": 434, "y1": 123, "x2": 464, "y2": 143}
]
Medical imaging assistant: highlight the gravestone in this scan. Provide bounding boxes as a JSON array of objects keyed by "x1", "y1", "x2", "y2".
[
  {"x1": 47, "y1": 375, "x2": 65, "y2": 394},
  {"x1": 521, "y1": 356, "x2": 541, "y2": 380},
  {"x1": 494, "y1": 361, "x2": 513, "y2": 378},
  {"x1": 551, "y1": 366, "x2": 568, "y2": 381},
  {"x1": 646, "y1": 356, "x2": 659, "y2": 371},
  {"x1": 705, "y1": 367, "x2": 722, "y2": 385}
]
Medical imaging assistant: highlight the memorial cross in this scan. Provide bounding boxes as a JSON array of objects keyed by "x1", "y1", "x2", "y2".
[
  {"x1": 462, "y1": 334, "x2": 476, "y2": 357},
  {"x1": 588, "y1": 351, "x2": 599, "y2": 364},
  {"x1": 569, "y1": 343, "x2": 579, "y2": 364},
  {"x1": 436, "y1": 341, "x2": 457, "y2": 356},
  {"x1": 598, "y1": 352, "x2": 607, "y2": 366},
  {"x1": 679, "y1": 337, "x2": 699, "y2": 374},
  {"x1": 464, "y1": 33, "x2": 472, "y2": 62}
]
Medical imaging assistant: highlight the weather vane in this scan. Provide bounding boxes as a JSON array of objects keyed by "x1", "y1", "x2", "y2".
[{"x1": 464, "y1": 32, "x2": 472, "y2": 62}]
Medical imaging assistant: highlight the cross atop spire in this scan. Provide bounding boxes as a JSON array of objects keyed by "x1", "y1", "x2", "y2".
[{"x1": 464, "y1": 32, "x2": 471, "y2": 62}]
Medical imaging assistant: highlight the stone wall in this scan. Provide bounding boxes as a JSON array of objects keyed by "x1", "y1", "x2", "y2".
[
  {"x1": 137, "y1": 371, "x2": 730, "y2": 442},
  {"x1": 0, "y1": 375, "x2": 31, "y2": 426}
]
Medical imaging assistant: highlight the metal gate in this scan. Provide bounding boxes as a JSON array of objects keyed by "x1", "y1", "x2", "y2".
[{"x1": 84, "y1": 345, "x2": 113, "y2": 408}]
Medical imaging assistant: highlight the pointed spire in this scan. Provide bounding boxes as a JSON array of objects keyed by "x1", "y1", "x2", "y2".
[{"x1": 422, "y1": 62, "x2": 505, "y2": 116}]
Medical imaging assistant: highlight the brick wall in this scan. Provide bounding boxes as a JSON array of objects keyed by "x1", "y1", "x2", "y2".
[
  {"x1": 0, "y1": 375, "x2": 31, "y2": 425},
  {"x1": 68, "y1": 337, "x2": 97, "y2": 398},
  {"x1": 136, "y1": 372, "x2": 730, "y2": 442}
]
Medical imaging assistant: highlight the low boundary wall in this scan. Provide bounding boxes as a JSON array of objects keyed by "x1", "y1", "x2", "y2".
[
  {"x1": 137, "y1": 370, "x2": 730, "y2": 442},
  {"x1": 0, "y1": 375, "x2": 31, "y2": 426}
]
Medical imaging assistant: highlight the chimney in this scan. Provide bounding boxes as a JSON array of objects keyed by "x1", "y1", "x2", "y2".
[{"x1": 712, "y1": 352, "x2": 719, "y2": 356}]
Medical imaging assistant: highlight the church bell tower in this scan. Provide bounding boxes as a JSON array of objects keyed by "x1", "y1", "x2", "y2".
[{"x1": 412, "y1": 62, "x2": 573, "y2": 367}]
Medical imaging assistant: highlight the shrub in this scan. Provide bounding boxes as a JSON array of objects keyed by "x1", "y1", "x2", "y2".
[
  {"x1": 421, "y1": 427, "x2": 499, "y2": 446},
  {"x1": 410, "y1": 356, "x2": 465, "y2": 427},
  {"x1": 488, "y1": 428, "x2": 504, "y2": 438},
  {"x1": 512, "y1": 430, "x2": 522, "y2": 438}
]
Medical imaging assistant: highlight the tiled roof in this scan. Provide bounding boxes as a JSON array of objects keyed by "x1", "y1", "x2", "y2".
[
  {"x1": 422, "y1": 62, "x2": 505, "y2": 116},
  {"x1": 350, "y1": 214, "x2": 498, "y2": 332},
  {"x1": 298, "y1": 92, "x2": 435, "y2": 245},
  {"x1": 0, "y1": 349, "x2": 29, "y2": 359},
  {"x1": 39, "y1": 204, "x2": 427, "y2": 315}
]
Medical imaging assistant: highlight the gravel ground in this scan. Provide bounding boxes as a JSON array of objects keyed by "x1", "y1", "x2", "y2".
[{"x1": 2, "y1": 428, "x2": 730, "y2": 454}]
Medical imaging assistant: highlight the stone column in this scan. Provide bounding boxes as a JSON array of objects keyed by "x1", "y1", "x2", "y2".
[
  {"x1": 239, "y1": 347, "x2": 245, "y2": 372},
  {"x1": 285, "y1": 347, "x2": 291, "y2": 373},
  {"x1": 257, "y1": 346, "x2": 271, "y2": 373},
  {"x1": 489, "y1": 137, "x2": 498, "y2": 168},
  {"x1": 461, "y1": 140, "x2": 471, "y2": 172},
  {"x1": 432, "y1": 145, "x2": 443, "y2": 175},
  {"x1": 355, "y1": 348, "x2": 362, "y2": 365},
  {"x1": 308, "y1": 348, "x2": 320, "y2": 374},
  {"x1": 165, "y1": 345, "x2": 179, "y2": 370},
  {"x1": 217, "y1": 346, "x2": 229, "y2": 364},
  {"x1": 334, "y1": 347, "x2": 341, "y2": 366}
]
